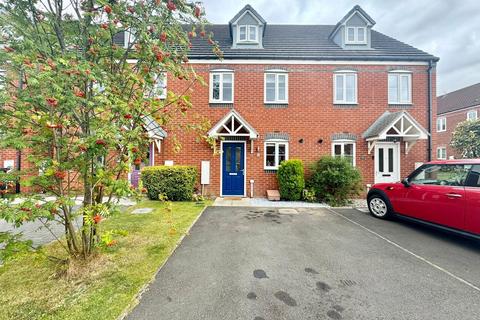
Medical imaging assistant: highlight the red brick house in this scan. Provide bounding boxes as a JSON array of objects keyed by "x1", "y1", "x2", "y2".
[
  {"x1": 1, "y1": 5, "x2": 440, "y2": 198},
  {"x1": 142, "y1": 4, "x2": 439, "y2": 198},
  {"x1": 435, "y1": 83, "x2": 480, "y2": 160}
]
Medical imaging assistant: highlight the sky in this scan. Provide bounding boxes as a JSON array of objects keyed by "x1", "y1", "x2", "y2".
[{"x1": 201, "y1": 0, "x2": 480, "y2": 95}]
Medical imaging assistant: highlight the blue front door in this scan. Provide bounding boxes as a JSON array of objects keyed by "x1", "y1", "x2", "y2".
[{"x1": 222, "y1": 143, "x2": 245, "y2": 196}]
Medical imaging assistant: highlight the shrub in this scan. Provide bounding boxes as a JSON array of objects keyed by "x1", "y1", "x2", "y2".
[
  {"x1": 277, "y1": 159, "x2": 305, "y2": 201},
  {"x1": 141, "y1": 166, "x2": 197, "y2": 201},
  {"x1": 308, "y1": 156, "x2": 362, "y2": 206}
]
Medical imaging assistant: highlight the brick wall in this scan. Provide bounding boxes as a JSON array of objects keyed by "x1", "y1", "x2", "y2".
[
  {"x1": 156, "y1": 63, "x2": 435, "y2": 197},
  {"x1": 434, "y1": 105, "x2": 480, "y2": 159}
]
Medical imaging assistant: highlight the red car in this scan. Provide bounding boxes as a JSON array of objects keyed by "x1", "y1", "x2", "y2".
[{"x1": 367, "y1": 159, "x2": 480, "y2": 238}]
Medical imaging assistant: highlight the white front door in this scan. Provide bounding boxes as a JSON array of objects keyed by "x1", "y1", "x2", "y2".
[{"x1": 374, "y1": 142, "x2": 400, "y2": 184}]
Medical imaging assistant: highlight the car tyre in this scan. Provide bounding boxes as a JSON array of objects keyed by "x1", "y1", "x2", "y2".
[{"x1": 368, "y1": 194, "x2": 393, "y2": 219}]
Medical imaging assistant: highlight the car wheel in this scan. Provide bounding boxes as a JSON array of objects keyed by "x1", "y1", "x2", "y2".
[{"x1": 368, "y1": 194, "x2": 393, "y2": 219}]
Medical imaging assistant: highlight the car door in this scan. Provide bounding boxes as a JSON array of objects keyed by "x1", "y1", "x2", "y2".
[
  {"x1": 400, "y1": 164, "x2": 468, "y2": 230},
  {"x1": 464, "y1": 164, "x2": 480, "y2": 235}
]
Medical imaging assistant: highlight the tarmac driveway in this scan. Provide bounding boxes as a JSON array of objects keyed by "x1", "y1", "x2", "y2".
[{"x1": 127, "y1": 206, "x2": 480, "y2": 320}]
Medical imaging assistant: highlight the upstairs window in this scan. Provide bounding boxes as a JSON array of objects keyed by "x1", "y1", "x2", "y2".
[
  {"x1": 265, "y1": 72, "x2": 288, "y2": 103},
  {"x1": 334, "y1": 71, "x2": 357, "y2": 104},
  {"x1": 146, "y1": 73, "x2": 167, "y2": 99},
  {"x1": 332, "y1": 140, "x2": 356, "y2": 166},
  {"x1": 0, "y1": 69, "x2": 5, "y2": 89},
  {"x1": 467, "y1": 110, "x2": 478, "y2": 121},
  {"x1": 210, "y1": 72, "x2": 234, "y2": 103},
  {"x1": 345, "y1": 27, "x2": 366, "y2": 44},
  {"x1": 436, "y1": 117, "x2": 446, "y2": 132},
  {"x1": 264, "y1": 140, "x2": 288, "y2": 170},
  {"x1": 388, "y1": 72, "x2": 412, "y2": 104},
  {"x1": 124, "y1": 28, "x2": 136, "y2": 48},
  {"x1": 238, "y1": 25, "x2": 258, "y2": 43}
]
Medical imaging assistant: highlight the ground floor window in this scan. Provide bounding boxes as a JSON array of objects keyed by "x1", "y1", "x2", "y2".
[
  {"x1": 437, "y1": 147, "x2": 447, "y2": 160},
  {"x1": 264, "y1": 141, "x2": 288, "y2": 170},
  {"x1": 332, "y1": 141, "x2": 355, "y2": 166}
]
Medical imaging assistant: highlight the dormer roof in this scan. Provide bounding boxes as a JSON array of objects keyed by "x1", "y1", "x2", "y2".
[
  {"x1": 229, "y1": 4, "x2": 267, "y2": 26},
  {"x1": 328, "y1": 5, "x2": 376, "y2": 40}
]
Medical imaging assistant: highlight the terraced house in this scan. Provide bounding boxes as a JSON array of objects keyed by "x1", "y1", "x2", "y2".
[
  {"x1": 135, "y1": 4, "x2": 437, "y2": 198},
  {"x1": 1, "y1": 4, "x2": 440, "y2": 198}
]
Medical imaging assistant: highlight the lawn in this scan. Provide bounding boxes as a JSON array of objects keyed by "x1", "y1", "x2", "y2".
[{"x1": 0, "y1": 200, "x2": 210, "y2": 320}]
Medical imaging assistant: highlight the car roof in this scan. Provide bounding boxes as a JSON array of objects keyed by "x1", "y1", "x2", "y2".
[{"x1": 427, "y1": 159, "x2": 480, "y2": 165}]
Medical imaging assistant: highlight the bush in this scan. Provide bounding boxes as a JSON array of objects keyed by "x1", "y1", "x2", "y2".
[
  {"x1": 308, "y1": 156, "x2": 362, "y2": 206},
  {"x1": 277, "y1": 159, "x2": 305, "y2": 201},
  {"x1": 141, "y1": 166, "x2": 197, "y2": 201}
]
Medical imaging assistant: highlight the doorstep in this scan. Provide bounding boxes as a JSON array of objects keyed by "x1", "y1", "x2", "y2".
[{"x1": 212, "y1": 197, "x2": 328, "y2": 208}]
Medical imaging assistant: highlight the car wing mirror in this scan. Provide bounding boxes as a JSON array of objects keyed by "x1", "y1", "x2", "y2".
[{"x1": 401, "y1": 178, "x2": 411, "y2": 187}]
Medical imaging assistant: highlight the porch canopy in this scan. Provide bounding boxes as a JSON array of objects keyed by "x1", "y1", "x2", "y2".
[
  {"x1": 142, "y1": 115, "x2": 167, "y2": 152},
  {"x1": 362, "y1": 111, "x2": 429, "y2": 154},
  {"x1": 208, "y1": 109, "x2": 259, "y2": 140}
]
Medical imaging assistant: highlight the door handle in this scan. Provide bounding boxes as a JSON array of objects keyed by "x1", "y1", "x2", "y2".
[{"x1": 445, "y1": 193, "x2": 462, "y2": 199}]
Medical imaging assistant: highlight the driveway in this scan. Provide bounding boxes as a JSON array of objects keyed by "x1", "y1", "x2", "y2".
[{"x1": 127, "y1": 206, "x2": 480, "y2": 320}]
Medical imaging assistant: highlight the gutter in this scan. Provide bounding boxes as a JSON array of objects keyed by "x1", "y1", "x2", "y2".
[{"x1": 427, "y1": 60, "x2": 434, "y2": 162}]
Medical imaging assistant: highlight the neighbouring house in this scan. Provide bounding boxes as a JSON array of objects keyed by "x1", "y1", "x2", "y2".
[
  {"x1": 435, "y1": 83, "x2": 480, "y2": 160},
  {"x1": 0, "y1": 4, "x2": 440, "y2": 197}
]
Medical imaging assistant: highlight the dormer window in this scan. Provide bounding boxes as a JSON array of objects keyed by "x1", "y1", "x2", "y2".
[
  {"x1": 345, "y1": 27, "x2": 366, "y2": 44},
  {"x1": 238, "y1": 25, "x2": 258, "y2": 43}
]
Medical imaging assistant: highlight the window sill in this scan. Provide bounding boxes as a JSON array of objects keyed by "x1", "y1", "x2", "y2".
[
  {"x1": 264, "y1": 103, "x2": 288, "y2": 108},
  {"x1": 209, "y1": 103, "x2": 234, "y2": 108},
  {"x1": 388, "y1": 103, "x2": 413, "y2": 108},
  {"x1": 333, "y1": 103, "x2": 358, "y2": 108}
]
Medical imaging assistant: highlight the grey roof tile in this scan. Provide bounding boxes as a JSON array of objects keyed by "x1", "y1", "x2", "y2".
[
  {"x1": 438, "y1": 83, "x2": 480, "y2": 114},
  {"x1": 188, "y1": 25, "x2": 438, "y2": 61}
]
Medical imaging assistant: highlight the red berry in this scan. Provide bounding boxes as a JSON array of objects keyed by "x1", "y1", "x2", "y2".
[
  {"x1": 200, "y1": 31, "x2": 206, "y2": 37},
  {"x1": 46, "y1": 97, "x2": 58, "y2": 107},
  {"x1": 96, "y1": 139, "x2": 107, "y2": 146},
  {"x1": 194, "y1": 5, "x2": 201, "y2": 18},
  {"x1": 188, "y1": 31, "x2": 194, "y2": 38},
  {"x1": 93, "y1": 214, "x2": 102, "y2": 224},
  {"x1": 104, "y1": 5, "x2": 112, "y2": 14},
  {"x1": 159, "y1": 32, "x2": 167, "y2": 42},
  {"x1": 124, "y1": 114, "x2": 133, "y2": 119},
  {"x1": 54, "y1": 171, "x2": 67, "y2": 180},
  {"x1": 167, "y1": 0, "x2": 176, "y2": 11}
]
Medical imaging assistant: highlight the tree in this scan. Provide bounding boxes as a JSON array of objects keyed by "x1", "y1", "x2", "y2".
[
  {"x1": 451, "y1": 119, "x2": 480, "y2": 158},
  {"x1": 0, "y1": 0, "x2": 219, "y2": 261}
]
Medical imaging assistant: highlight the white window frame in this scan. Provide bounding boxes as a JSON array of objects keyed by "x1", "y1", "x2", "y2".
[
  {"x1": 0, "y1": 69, "x2": 5, "y2": 89},
  {"x1": 436, "y1": 117, "x2": 446, "y2": 132},
  {"x1": 388, "y1": 72, "x2": 412, "y2": 104},
  {"x1": 345, "y1": 26, "x2": 367, "y2": 44},
  {"x1": 154, "y1": 73, "x2": 167, "y2": 99},
  {"x1": 238, "y1": 25, "x2": 258, "y2": 43},
  {"x1": 331, "y1": 140, "x2": 356, "y2": 166},
  {"x1": 209, "y1": 71, "x2": 234, "y2": 103},
  {"x1": 264, "y1": 140, "x2": 289, "y2": 170},
  {"x1": 124, "y1": 28, "x2": 136, "y2": 49},
  {"x1": 333, "y1": 71, "x2": 357, "y2": 104},
  {"x1": 264, "y1": 72, "x2": 288, "y2": 104},
  {"x1": 436, "y1": 147, "x2": 447, "y2": 160},
  {"x1": 467, "y1": 110, "x2": 478, "y2": 121}
]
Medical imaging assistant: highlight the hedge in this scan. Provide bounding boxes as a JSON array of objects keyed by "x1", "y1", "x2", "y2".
[
  {"x1": 307, "y1": 156, "x2": 362, "y2": 206},
  {"x1": 141, "y1": 165, "x2": 197, "y2": 201},
  {"x1": 277, "y1": 159, "x2": 305, "y2": 201}
]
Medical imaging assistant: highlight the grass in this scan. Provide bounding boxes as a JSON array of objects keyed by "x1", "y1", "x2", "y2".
[{"x1": 0, "y1": 200, "x2": 210, "y2": 320}]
